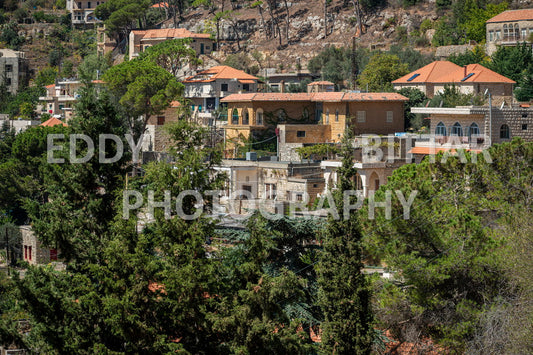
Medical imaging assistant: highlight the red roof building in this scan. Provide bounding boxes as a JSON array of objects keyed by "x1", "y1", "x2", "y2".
[{"x1": 486, "y1": 9, "x2": 533, "y2": 55}]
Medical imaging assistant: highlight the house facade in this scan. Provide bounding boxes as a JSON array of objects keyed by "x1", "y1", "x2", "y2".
[
  {"x1": 38, "y1": 80, "x2": 104, "y2": 120},
  {"x1": 410, "y1": 105, "x2": 533, "y2": 159},
  {"x1": 220, "y1": 91, "x2": 407, "y2": 157},
  {"x1": 0, "y1": 49, "x2": 29, "y2": 94},
  {"x1": 128, "y1": 28, "x2": 214, "y2": 60},
  {"x1": 20, "y1": 226, "x2": 59, "y2": 266},
  {"x1": 183, "y1": 66, "x2": 260, "y2": 119},
  {"x1": 486, "y1": 9, "x2": 533, "y2": 55},
  {"x1": 67, "y1": 0, "x2": 106, "y2": 26},
  {"x1": 393, "y1": 61, "x2": 515, "y2": 105}
]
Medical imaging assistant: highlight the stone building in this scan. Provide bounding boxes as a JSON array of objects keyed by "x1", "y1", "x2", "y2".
[
  {"x1": 220, "y1": 91, "x2": 407, "y2": 157},
  {"x1": 0, "y1": 49, "x2": 29, "y2": 94},
  {"x1": 410, "y1": 105, "x2": 533, "y2": 159},
  {"x1": 486, "y1": 9, "x2": 533, "y2": 55},
  {"x1": 393, "y1": 61, "x2": 515, "y2": 106},
  {"x1": 20, "y1": 226, "x2": 59, "y2": 266},
  {"x1": 128, "y1": 28, "x2": 214, "y2": 60}
]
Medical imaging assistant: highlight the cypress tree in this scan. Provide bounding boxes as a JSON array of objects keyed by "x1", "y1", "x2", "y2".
[{"x1": 316, "y1": 134, "x2": 373, "y2": 354}]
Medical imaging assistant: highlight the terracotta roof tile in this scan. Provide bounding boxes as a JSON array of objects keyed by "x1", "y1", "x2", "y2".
[
  {"x1": 310, "y1": 92, "x2": 345, "y2": 101},
  {"x1": 487, "y1": 9, "x2": 533, "y2": 23},
  {"x1": 432, "y1": 63, "x2": 516, "y2": 84},
  {"x1": 392, "y1": 61, "x2": 462, "y2": 84},
  {"x1": 40, "y1": 117, "x2": 67, "y2": 127},
  {"x1": 151, "y1": 2, "x2": 169, "y2": 8},
  {"x1": 342, "y1": 92, "x2": 409, "y2": 101},
  {"x1": 141, "y1": 28, "x2": 211, "y2": 40},
  {"x1": 184, "y1": 66, "x2": 259, "y2": 83}
]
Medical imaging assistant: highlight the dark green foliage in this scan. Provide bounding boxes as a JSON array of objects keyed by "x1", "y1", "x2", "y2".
[
  {"x1": 308, "y1": 46, "x2": 368, "y2": 87},
  {"x1": 396, "y1": 87, "x2": 427, "y2": 131},
  {"x1": 388, "y1": 45, "x2": 433, "y2": 72},
  {"x1": 428, "y1": 84, "x2": 484, "y2": 107},
  {"x1": 361, "y1": 139, "x2": 533, "y2": 351},
  {"x1": 448, "y1": 46, "x2": 488, "y2": 67},
  {"x1": 317, "y1": 134, "x2": 373, "y2": 354},
  {"x1": 514, "y1": 64, "x2": 533, "y2": 102},
  {"x1": 431, "y1": 17, "x2": 461, "y2": 46},
  {"x1": 0, "y1": 22, "x2": 25, "y2": 49}
]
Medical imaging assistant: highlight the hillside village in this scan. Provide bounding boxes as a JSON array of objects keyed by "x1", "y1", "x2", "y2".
[{"x1": 1, "y1": 0, "x2": 533, "y2": 353}]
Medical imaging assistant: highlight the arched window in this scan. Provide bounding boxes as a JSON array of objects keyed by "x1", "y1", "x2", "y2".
[
  {"x1": 302, "y1": 107, "x2": 309, "y2": 120},
  {"x1": 436, "y1": 121, "x2": 447, "y2": 136},
  {"x1": 256, "y1": 108, "x2": 263, "y2": 125},
  {"x1": 515, "y1": 24, "x2": 520, "y2": 41},
  {"x1": 231, "y1": 108, "x2": 239, "y2": 125},
  {"x1": 500, "y1": 124, "x2": 510, "y2": 139},
  {"x1": 325, "y1": 109, "x2": 330, "y2": 124},
  {"x1": 504, "y1": 24, "x2": 508, "y2": 40},
  {"x1": 335, "y1": 109, "x2": 339, "y2": 122},
  {"x1": 452, "y1": 122, "x2": 463, "y2": 136},
  {"x1": 242, "y1": 110, "x2": 249, "y2": 125},
  {"x1": 469, "y1": 122, "x2": 479, "y2": 137}
]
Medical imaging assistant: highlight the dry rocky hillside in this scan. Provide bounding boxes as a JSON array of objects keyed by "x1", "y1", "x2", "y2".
[{"x1": 175, "y1": 0, "x2": 440, "y2": 69}]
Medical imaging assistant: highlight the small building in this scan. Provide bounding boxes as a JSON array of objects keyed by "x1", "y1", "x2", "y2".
[
  {"x1": 128, "y1": 28, "x2": 214, "y2": 60},
  {"x1": 20, "y1": 226, "x2": 59, "y2": 266},
  {"x1": 393, "y1": 61, "x2": 515, "y2": 105},
  {"x1": 0, "y1": 118, "x2": 41, "y2": 133},
  {"x1": 38, "y1": 79, "x2": 104, "y2": 120},
  {"x1": 307, "y1": 81, "x2": 335, "y2": 93},
  {"x1": 67, "y1": 0, "x2": 106, "y2": 27},
  {"x1": 216, "y1": 159, "x2": 325, "y2": 215},
  {"x1": 486, "y1": 9, "x2": 533, "y2": 55},
  {"x1": 0, "y1": 49, "x2": 29, "y2": 94},
  {"x1": 265, "y1": 72, "x2": 318, "y2": 92},
  {"x1": 435, "y1": 43, "x2": 476, "y2": 60}
]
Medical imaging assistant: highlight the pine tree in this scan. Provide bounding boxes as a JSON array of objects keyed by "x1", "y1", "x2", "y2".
[{"x1": 316, "y1": 134, "x2": 373, "y2": 354}]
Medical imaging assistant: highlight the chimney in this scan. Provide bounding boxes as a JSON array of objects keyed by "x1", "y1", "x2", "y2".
[
  {"x1": 280, "y1": 80, "x2": 285, "y2": 93},
  {"x1": 464, "y1": 66, "x2": 467, "y2": 77}
]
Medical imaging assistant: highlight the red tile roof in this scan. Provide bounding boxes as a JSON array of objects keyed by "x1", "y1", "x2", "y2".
[
  {"x1": 486, "y1": 9, "x2": 533, "y2": 23},
  {"x1": 184, "y1": 66, "x2": 259, "y2": 83},
  {"x1": 432, "y1": 63, "x2": 516, "y2": 84},
  {"x1": 221, "y1": 92, "x2": 408, "y2": 102},
  {"x1": 393, "y1": 61, "x2": 515, "y2": 84},
  {"x1": 392, "y1": 61, "x2": 462, "y2": 84},
  {"x1": 40, "y1": 117, "x2": 67, "y2": 127},
  {"x1": 45, "y1": 84, "x2": 55, "y2": 88},
  {"x1": 141, "y1": 28, "x2": 211, "y2": 40},
  {"x1": 151, "y1": 2, "x2": 169, "y2": 8},
  {"x1": 169, "y1": 100, "x2": 181, "y2": 107},
  {"x1": 341, "y1": 92, "x2": 409, "y2": 101}
]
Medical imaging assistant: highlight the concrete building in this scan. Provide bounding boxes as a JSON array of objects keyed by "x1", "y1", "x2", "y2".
[
  {"x1": 67, "y1": 0, "x2": 106, "y2": 27},
  {"x1": 38, "y1": 79, "x2": 104, "y2": 120},
  {"x1": 486, "y1": 9, "x2": 533, "y2": 55},
  {"x1": 221, "y1": 91, "x2": 408, "y2": 157},
  {"x1": 0, "y1": 49, "x2": 29, "y2": 94},
  {"x1": 0, "y1": 118, "x2": 40, "y2": 133},
  {"x1": 393, "y1": 61, "x2": 515, "y2": 105},
  {"x1": 265, "y1": 72, "x2": 318, "y2": 92},
  {"x1": 128, "y1": 28, "x2": 214, "y2": 60},
  {"x1": 183, "y1": 65, "x2": 260, "y2": 120},
  {"x1": 216, "y1": 159, "x2": 325, "y2": 214}
]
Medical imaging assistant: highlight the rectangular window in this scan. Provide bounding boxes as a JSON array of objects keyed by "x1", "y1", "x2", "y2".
[
  {"x1": 489, "y1": 31, "x2": 494, "y2": 41},
  {"x1": 242, "y1": 185, "x2": 252, "y2": 193},
  {"x1": 5, "y1": 64, "x2": 12, "y2": 72},
  {"x1": 522, "y1": 29, "x2": 527, "y2": 40},
  {"x1": 24, "y1": 245, "x2": 27, "y2": 260},
  {"x1": 522, "y1": 124, "x2": 528, "y2": 130},
  {"x1": 296, "y1": 194, "x2": 303, "y2": 201},
  {"x1": 157, "y1": 116, "x2": 165, "y2": 125},
  {"x1": 386, "y1": 111, "x2": 393, "y2": 123},
  {"x1": 356, "y1": 111, "x2": 366, "y2": 123},
  {"x1": 265, "y1": 183, "x2": 277, "y2": 199},
  {"x1": 78, "y1": 2, "x2": 82, "y2": 8},
  {"x1": 5, "y1": 78, "x2": 11, "y2": 86},
  {"x1": 496, "y1": 30, "x2": 501, "y2": 40},
  {"x1": 28, "y1": 246, "x2": 32, "y2": 261},
  {"x1": 256, "y1": 112, "x2": 263, "y2": 125},
  {"x1": 296, "y1": 130, "x2": 306, "y2": 137},
  {"x1": 522, "y1": 113, "x2": 528, "y2": 118},
  {"x1": 87, "y1": 1, "x2": 91, "y2": 8},
  {"x1": 243, "y1": 84, "x2": 249, "y2": 92},
  {"x1": 221, "y1": 83, "x2": 228, "y2": 91}
]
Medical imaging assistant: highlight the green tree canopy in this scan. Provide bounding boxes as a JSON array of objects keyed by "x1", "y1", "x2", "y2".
[
  {"x1": 138, "y1": 38, "x2": 201, "y2": 77},
  {"x1": 358, "y1": 52, "x2": 409, "y2": 92}
]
